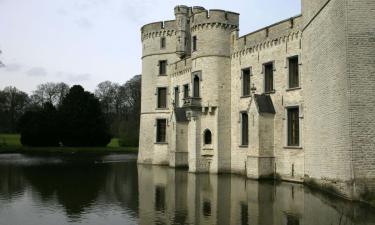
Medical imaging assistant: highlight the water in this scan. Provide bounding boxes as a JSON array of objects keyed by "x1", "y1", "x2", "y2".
[{"x1": 0, "y1": 154, "x2": 374, "y2": 225}]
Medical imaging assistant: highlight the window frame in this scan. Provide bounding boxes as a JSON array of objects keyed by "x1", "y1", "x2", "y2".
[
  {"x1": 174, "y1": 86, "x2": 179, "y2": 107},
  {"x1": 286, "y1": 106, "x2": 300, "y2": 147},
  {"x1": 156, "y1": 119, "x2": 167, "y2": 143},
  {"x1": 240, "y1": 111, "x2": 249, "y2": 146},
  {"x1": 193, "y1": 75, "x2": 200, "y2": 98},
  {"x1": 192, "y1": 36, "x2": 197, "y2": 52},
  {"x1": 157, "y1": 87, "x2": 167, "y2": 109},
  {"x1": 263, "y1": 62, "x2": 275, "y2": 94},
  {"x1": 183, "y1": 84, "x2": 189, "y2": 99},
  {"x1": 203, "y1": 129, "x2": 212, "y2": 145},
  {"x1": 241, "y1": 67, "x2": 252, "y2": 97},
  {"x1": 288, "y1": 56, "x2": 300, "y2": 89},
  {"x1": 158, "y1": 60, "x2": 167, "y2": 76},
  {"x1": 160, "y1": 37, "x2": 166, "y2": 49}
]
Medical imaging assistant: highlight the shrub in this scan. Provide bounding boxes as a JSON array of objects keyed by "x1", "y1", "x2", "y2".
[{"x1": 18, "y1": 102, "x2": 59, "y2": 147}]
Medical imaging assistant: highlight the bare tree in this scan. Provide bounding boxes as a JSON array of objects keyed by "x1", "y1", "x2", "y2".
[
  {"x1": 31, "y1": 82, "x2": 69, "y2": 106},
  {"x1": 95, "y1": 81, "x2": 120, "y2": 115},
  {"x1": 0, "y1": 86, "x2": 29, "y2": 133}
]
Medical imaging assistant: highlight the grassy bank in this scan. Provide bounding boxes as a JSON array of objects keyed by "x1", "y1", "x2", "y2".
[{"x1": 0, "y1": 134, "x2": 138, "y2": 154}]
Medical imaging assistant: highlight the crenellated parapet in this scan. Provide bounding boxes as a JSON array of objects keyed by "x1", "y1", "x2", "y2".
[
  {"x1": 191, "y1": 9, "x2": 239, "y2": 30},
  {"x1": 169, "y1": 57, "x2": 192, "y2": 77},
  {"x1": 141, "y1": 20, "x2": 177, "y2": 41},
  {"x1": 232, "y1": 15, "x2": 302, "y2": 58}
]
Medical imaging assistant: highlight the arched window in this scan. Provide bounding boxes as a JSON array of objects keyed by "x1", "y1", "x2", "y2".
[
  {"x1": 193, "y1": 75, "x2": 200, "y2": 97},
  {"x1": 204, "y1": 129, "x2": 212, "y2": 145}
]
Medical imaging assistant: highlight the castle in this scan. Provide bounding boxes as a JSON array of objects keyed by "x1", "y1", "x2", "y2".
[{"x1": 138, "y1": 0, "x2": 375, "y2": 202}]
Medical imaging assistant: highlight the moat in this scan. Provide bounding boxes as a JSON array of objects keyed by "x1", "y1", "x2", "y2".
[{"x1": 0, "y1": 153, "x2": 374, "y2": 225}]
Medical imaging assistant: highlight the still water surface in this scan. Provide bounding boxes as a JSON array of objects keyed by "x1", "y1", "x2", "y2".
[{"x1": 0, "y1": 153, "x2": 374, "y2": 225}]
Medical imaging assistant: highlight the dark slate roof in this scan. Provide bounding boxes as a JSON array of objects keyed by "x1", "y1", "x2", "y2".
[
  {"x1": 175, "y1": 107, "x2": 188, "y2": 122},
  {"x1": 254, "y1": 94, "x2": 276, "y2": 114}
]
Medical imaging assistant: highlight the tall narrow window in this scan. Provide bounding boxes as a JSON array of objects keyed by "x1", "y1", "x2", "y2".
[
  {"x1": 287, "y1": 107, "x2": 299, "y2": 146},
  {"x1": 193, "y1": 75, "x2": 200, "y2": 97},
  {"x1": 288, "y1": 56, "x2": 299, "y2": 88},
  {"x1": 241, "y1": 112, "x2": 249, "y2": 146},
  {"x1": 183, "y1": 84, "x2": 189, "y2": 99},
  {"x1": 156, "y1": 119, "x2": 167, "y2": 143},
  {"x1": 204, "y1": 129, "x2": 212, "y2": 145},
  {"x1": 159, "y1": 60, "x2": 167, "y2": 75},
  {"x1": 160, "y1": 37, "x2": 166, "y2": 49},
  {"x1": 264, "y1": 63, "x2": 274, "y2": 93},
  {"x1": 157, "y1": 87, "x2": 167, "y2": 108},
  {"x1": 192, "y1": 36, "x2": 197, "y2": 51},
  {"x1": 174, "y1": 86, "x2": 179, "y2": 107},
  {"x1": 242, "y1": 68, "x2": 251, "y2": 96}
]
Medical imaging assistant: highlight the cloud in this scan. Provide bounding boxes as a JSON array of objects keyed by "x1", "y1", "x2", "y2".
[
  {"x1": 56, "y1": 71, "x2": 91, "y2": 82},
  {"x1": 68, "y1": 73, "x2": 91, "y2": 82},
  {"x1": 27, "y1": 67, "x2": 47, "y2": 77},
  {"x1": 75, "y1": 17, "x2": 93, "y2": 29},
  {"x1": 56, "y1": 8, "x2": 68, "y2": 16},
  {"x1": 4, "y1": 63, "x2": 22, "y2": 72}
]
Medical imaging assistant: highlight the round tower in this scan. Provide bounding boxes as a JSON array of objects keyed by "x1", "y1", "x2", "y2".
[
  {"x1": 188, "y1": 8, "x2": 239, "y2": 173},
  {"x1": 138, "y1": 20, "x2": 179, "y2": 164}
]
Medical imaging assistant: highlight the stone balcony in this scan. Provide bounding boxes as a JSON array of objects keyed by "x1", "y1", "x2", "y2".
[{"x1": 183, "y1": 97, "x2": 201, "y2": 109}]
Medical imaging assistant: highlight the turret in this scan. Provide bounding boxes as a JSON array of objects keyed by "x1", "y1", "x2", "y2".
[{"x1": 174, "y1": 5, "x2": 191, "y2": 58}]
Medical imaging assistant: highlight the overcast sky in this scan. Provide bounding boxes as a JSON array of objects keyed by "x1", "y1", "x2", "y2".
[{"x1": 0, "y1": 0, "x2": 301, "y2": 93}]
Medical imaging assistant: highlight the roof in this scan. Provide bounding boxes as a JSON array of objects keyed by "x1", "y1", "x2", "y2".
[
  {"x1": 254, "y1": 94, "x2": 276, "y2": 114},
  {"x1": 175, "y1": 107, "x2": 188, "y2": 122}
]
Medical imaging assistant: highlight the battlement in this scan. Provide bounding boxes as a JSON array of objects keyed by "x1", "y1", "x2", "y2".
[
  {"x1": 235, "y1": 15, "x2": 302, "y2": 51},
  {"x1": 191, "y1": 9, "x2": 239, "y2": 27},
  {"x1": 141, "y1": 20, "x2": 176, "y2": 35},
  {"x1": 174, "y1": 5, "x2": 191, "y2": 15},
  {"x1": 169, "y1": 57, "x2": 192, "y2": 76}
]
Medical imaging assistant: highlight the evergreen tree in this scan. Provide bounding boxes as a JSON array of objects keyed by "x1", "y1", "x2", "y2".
[{"x1": 59, "y1": 85, "x2": 111, "y2": 147}]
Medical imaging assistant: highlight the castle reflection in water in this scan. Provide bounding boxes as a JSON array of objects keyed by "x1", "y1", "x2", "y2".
[
  {"x1": 0, "y1": 155, "x2": 374, "y2": 225},
  {"x1": 137, "y1": 165, "x2": 375, "y2": 225}
]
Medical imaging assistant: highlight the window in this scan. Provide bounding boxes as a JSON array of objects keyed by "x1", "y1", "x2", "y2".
[
  {"x1": 242, "y1": 68, "x2": 251, "y2": 96},
  {"x1": 174, "y1": 86, "x2": 179, "y2": 107},
  {"x1": 204, "y1": 129, "x2": 212, "y2": 145},
  {"x1": 287, "y1": 107, "x2": 299, "y2": 146},
  {"x1": 183, "y1": 84, "x2": 189, "y2": 99},
  {"x1": 241, "y1": 112, "x2": 249, "y2": 146},
  {"x1": 192, "y1": 36, "x2": 197, "y2": 51},
  {"x1": 288, "y1": 56, "x2": 299, "y2": 88},
  {"x1": 157, "y1": 87, "x2": 167, "y2": 108},
  {"x1": 193, "y1": 75, "x2": 200, "y2": 98},
  {"x1": 159, "y1": 60, "x2": 167, "y2": 75},
  {"x1": 156, "y1": 119, "x2": 167, "y2": 143},
  {"x1": 264, "y1": 62, "x2": 274, "y2": 93},
  {"x1": 160, "y1": 37, "x2": 166, "y2": 49}
]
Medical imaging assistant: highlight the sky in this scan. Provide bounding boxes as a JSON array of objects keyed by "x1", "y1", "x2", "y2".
[{"x1": 0, "y1": 0, "x2": 301, "y2": 93}]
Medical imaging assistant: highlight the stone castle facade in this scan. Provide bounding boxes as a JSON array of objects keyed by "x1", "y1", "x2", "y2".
[{"x1": 138, "y1": 0, "x2": 375, "y2": 202}]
